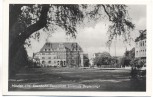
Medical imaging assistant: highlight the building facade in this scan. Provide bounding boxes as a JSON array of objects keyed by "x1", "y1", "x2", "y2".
[
  {"x1": 34, "y1": 42, "x2": 84, "y2": 67},
  {"x1": 135, "y1": 30, "x2": 146, "y2": 66}
]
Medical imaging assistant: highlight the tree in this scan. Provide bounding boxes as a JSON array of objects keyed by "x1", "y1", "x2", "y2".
[
  {"x1": 121, "y1": 47, "x2": 135, "y2": 67},
  {"x1": 130, "y1": 58, "x2": 144, "y2": 69},
  {"x1": 9, "y1": 4, "x2": 134, "y2": 77},
  {"x1": 110, "y1": 56, "x2": 118, "y2": 65},
  {"x1": 94, "y1": 52, "x2": 112, "y2": 66}
]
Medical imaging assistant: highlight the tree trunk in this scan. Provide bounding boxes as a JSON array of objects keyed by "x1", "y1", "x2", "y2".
[{"x1": 9, "y1": 4, "x2": 50, "y2": 78}]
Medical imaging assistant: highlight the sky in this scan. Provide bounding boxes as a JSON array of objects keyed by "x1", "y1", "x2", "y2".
[{"x1": 26, "y1": 5, "x2": 146, "y2": 59}]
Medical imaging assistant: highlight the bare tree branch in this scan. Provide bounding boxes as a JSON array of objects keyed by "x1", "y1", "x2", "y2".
[{"x1": 102, "y1": 5, "x2": 112, "y2": 21}]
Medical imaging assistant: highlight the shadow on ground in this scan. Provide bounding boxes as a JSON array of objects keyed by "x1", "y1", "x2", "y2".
[{"x1": 9, "y1": 67, "x2": 146, "y2": 91}]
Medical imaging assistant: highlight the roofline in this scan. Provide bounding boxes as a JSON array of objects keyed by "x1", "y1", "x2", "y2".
[{"x1": 39, "y1": 42, "x2": 83, "y2": 52}]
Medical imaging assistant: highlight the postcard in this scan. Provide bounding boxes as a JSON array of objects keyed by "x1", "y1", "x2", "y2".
[{"x1": 2, "y1": 0, "x2": 152, "y2": 96}]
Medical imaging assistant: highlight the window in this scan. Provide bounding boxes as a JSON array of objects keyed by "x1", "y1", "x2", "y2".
[
  {"x1": 136, "y1": 51, "x2": 138, "y2": 56},
  {"x1": 42, "y1": 57, "x2": 45, "y2": 59},
  {"x1": 64, "y1": 61, "x2": 66, "y2": 66},
  {"x1": 57, "y1": 61, "x2": 59, "y2": 65},
  {"x1": 42, "y1": 61, "x2": 45, "y2": 64},
  {"x1": 48, "y1": 57, "x2": 51, "y2": 59},
  {"x1": 48, "y1": 61, "x2": 51, "y2": 64}
]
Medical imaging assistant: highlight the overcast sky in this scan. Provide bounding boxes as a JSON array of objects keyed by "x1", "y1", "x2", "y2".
[{"x1": 26, "y1": 5, "x2": 146, "y2": 59}]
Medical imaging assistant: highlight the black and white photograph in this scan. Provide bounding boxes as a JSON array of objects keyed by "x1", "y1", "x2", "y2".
[
  {"x1": 1, "y1": 0, "x2": 152, "y2": 95},
  {"x1": 7, "y1": 3, "x2": 148, "y2": 92}
]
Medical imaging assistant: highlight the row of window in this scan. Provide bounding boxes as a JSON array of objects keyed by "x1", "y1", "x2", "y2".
[
  {"x1": 42, "y1": 60, "x2": 66, "y2": 65},
  {"x1": 136, "y1": 49, "x2": 146, "y2": 56},
  {"x1": 40, "y1": 52, "x2": 68, "y2": 55},
  {"x1": 136, "y1": 40, "x2": 146, "y2": 47},
  {"x1": 37, "y1": 52, "x2": 81, "y2": 56},
  {"x1": 42, "y1": 56, "x2": 66, "y2": 59},
  {"x1": 43, "y1": 48, "x2": 81, "y2": 52},
  {"x1": 43, "y1": 48, "x2": 66, "y2": 51}
]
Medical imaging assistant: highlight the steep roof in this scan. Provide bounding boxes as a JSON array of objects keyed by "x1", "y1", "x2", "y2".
[{"x1": 39, "y1": 42, "x2": 83, "y2": 53}]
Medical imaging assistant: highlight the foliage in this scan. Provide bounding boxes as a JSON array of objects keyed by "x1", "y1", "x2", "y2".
[
  {"x1": 93, "y1": 52, "x2": 121, "y2": 67},
  {"x1": 100, "y1": 5, "x2": 135, "y2": 47},
  {"x1": 110, "y1": 56, "x2": 118, "y2": 65},
  {"x1": 125, "y1": 48, "x2": 135, "y2": 59},
  {"x1": 130, "y1": 58, "x2": 144, "y2": 69},
  {"x1": 13, "y1": 4, "x2": 135, "y2": 47},
  {"x1": 121, "y1": 48, "x2": 135, "y2": 67},
  {"x1": 135, "y1": 29, "x2": 146, "y2": 42},
  {"x1": 83, "y1": 54, "x2": 90, "y2": 67},
  {"x1": 17, "y1": 4, "x2": 85, "y2": 47},
  {"x1": 94, "y1": 52, "x2": 112, "y2": 66},
  {"x1": 84, "y1": 59, "x2": 90, "y2": 67},
  {"x1": 130, "y1": 58, "x2": 146, "y2": 79}
]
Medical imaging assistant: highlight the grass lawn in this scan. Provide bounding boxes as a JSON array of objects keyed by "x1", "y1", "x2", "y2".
[{"x1": 9, "y1": 67, "x2": 146, "y2": 91}]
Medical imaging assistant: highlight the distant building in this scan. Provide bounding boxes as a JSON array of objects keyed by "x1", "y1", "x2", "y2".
[
  {"x1": 135, "y1": 30, "x2": 146, "y2": 66},
  {"x1": 34, "y1": 42, "x2": 84, "y2": 67},
  {"x1": 93, "y1": 52, "x2": 102, "y2": 58}
]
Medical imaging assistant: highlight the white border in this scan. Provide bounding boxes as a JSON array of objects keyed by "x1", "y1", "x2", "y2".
[{"x1": 2, "y1": 0, "x2": 152, "y2": 96}]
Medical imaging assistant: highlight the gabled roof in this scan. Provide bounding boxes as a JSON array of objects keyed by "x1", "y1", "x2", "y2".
[{"x1": 39, "y1": 42, "x2": 83, "y2": 53}]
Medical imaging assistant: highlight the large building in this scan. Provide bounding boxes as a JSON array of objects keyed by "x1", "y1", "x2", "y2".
[
  {"x1": 135, "y1": 30, "x2": 146, "y2": 66},
  {"x1": 34, "y1": 42, "x2": 84, "y2": 67}
]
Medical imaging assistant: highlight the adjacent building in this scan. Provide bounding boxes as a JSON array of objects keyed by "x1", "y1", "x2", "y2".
[
  {"x1": 34, "y1": 42, "x2": 84, "y2": 67},
  {"x1": 135, "y1": 30, "x2": 146, "y2": 66}
]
